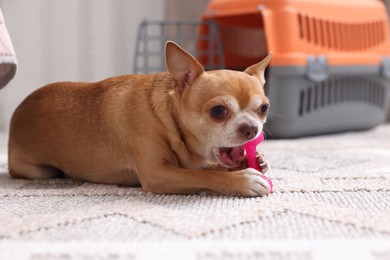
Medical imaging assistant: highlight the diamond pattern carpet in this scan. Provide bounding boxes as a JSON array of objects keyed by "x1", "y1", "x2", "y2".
[{"x1": 0, "y1": 125, "x2": 389, "y2": 259}]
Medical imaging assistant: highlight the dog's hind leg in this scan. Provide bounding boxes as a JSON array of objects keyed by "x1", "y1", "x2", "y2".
[
  {"x1": 8, "y1": 152, "x2": 62, "y2": 179},
  {"x1": 9, "y1": 162, "x2": 62, "y2": 179}
]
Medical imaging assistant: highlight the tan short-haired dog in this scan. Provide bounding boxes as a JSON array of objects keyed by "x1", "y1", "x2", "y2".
[{"x1": 8, "y1": 41, "x2": 272, "y2": 196}]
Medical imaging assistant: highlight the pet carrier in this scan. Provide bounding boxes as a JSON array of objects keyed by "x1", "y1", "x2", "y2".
[{"x1": 200, "y1": 0, "x2": 390, "y2": 138}]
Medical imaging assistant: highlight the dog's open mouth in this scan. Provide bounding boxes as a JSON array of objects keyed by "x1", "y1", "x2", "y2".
[{"x1": 216, "y1": 146, "x2": 245, "y2": 168}]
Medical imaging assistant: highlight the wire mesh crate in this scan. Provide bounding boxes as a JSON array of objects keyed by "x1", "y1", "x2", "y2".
[
  {"x1": 201, "y1": 0, "x2": 390, "y2": 138},
  {"x1": 133, "y1": 19, "x2": 224, "y2": 74}
]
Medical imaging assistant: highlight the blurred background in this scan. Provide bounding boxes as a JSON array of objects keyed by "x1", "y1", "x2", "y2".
[
  {"x1": 0, "y1": 0, "x2": 209, "y2": 131},
  {"x1": 0, "y1": 0, "x2": 389, "y2": 137}
]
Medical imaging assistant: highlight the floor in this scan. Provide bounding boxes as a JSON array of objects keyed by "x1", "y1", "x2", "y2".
[{"x1": 0, "y1": 126, "x2": 390, "y2": 259}]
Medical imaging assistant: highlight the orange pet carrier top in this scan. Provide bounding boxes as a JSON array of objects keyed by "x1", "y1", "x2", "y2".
[{"x1": 200, "y1": 0, "x2": 390, "y2": 68}]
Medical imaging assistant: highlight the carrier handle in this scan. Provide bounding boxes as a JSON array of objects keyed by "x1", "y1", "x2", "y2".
[{"x1": 306, "y1": 56, "x2": 328, "y2": 82}]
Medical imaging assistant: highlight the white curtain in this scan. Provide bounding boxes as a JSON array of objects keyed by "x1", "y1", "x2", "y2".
[{"x1": 0, "y1": 0, "x2": 164, "y2": 131}]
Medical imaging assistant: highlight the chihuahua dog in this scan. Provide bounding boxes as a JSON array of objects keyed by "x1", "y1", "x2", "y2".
[{"x1": 8, "y1": 41, "x2": 271, "y2": 196}]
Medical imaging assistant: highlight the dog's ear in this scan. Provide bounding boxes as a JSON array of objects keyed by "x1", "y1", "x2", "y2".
[
  {"x1": 244, "y1": 53, "x2": 272, "y2": 85},
  {"x1": 165, "y1": 41, "x2": 204, "y2": 95}
]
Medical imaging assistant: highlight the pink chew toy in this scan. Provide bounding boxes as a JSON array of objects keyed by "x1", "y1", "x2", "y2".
[{"x1": 243, "y1": 132, "x2": 273, "y2": 193}]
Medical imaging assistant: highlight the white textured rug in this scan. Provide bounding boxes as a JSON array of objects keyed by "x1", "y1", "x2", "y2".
[{"x1": 0, "y1": 125, "x2": 390, "y2": 260}]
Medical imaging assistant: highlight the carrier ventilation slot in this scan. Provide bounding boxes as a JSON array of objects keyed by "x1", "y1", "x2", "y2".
[
  {"x1": 298, "y1": 78, "x2": 386, "y2": 116},
  {"x1": 297, "y1": 14, "x2": 386, "y2": 51}
]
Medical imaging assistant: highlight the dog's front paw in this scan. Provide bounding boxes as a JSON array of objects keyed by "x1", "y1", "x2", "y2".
[
  {"x1": 239, "y1": 168, "x2": 271, "y2": 197},
  {"x1": 256, "y1": 152, "x2": 269, "y2": 174}
]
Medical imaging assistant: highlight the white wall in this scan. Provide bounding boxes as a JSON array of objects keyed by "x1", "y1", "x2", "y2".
[{"x1": 0, "y1": 0, "x2": 164, "y2": 131}]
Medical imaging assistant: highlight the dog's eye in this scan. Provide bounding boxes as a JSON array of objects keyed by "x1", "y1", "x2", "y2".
[
  {"x1": 210, "y1": 105, "x2": 227, "y2": 120},
  {"x1": 259, "y1": 103, "x2": 269, "y2": 115}
]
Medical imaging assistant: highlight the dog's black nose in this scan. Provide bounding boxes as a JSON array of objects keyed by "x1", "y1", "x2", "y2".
[{"x1": 238, "y1": 123, "x2": 258, "y2": 140}]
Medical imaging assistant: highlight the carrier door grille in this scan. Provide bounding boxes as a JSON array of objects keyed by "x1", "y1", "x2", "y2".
[{"x1": 134, "y1": 20, "x2": 224, "y2": 74}]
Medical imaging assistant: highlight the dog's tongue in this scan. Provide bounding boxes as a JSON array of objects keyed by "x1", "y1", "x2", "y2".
[
  {"x1": 219, "y1": 146, "x2": 245, "y2": 167},
  {"x1": 229, "y1": 146, "x2": 244, "y2": 162}
]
